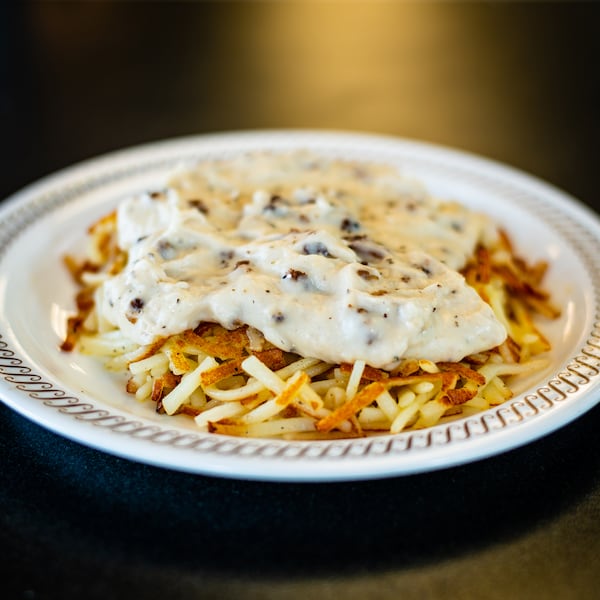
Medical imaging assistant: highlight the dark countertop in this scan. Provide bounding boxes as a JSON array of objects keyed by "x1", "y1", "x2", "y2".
[{"x1": 2, "y1": 2, "x2": 600, "y2": 599}]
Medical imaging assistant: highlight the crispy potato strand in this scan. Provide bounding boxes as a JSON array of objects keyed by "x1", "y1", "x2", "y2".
[{"x1": 60, "y1": 201, "x2": 559, "y2": 439}]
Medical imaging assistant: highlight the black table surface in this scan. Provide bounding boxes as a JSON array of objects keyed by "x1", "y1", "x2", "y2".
[{"x1": 2, "y1": 2, "x2": 600, "y2": 599}]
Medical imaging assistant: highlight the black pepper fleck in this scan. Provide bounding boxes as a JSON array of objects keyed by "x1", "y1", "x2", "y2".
[
  {"x1": 188, "y1": 199, "x2": 209, "y2": 214},
  {"x1": 130, "y1": 298, "x2": 144, "y2": 312},
  {"x1": 340, "y1": 218, "x2": 361, "y2": 233},
  {"x1": 348, "y1": 241, "x2": 385, "y2": 263},
  {"x1": 264, "y1": 195, "x2": 289, "y2": 212},
  {"x1": 157, "y1": 240, "x2": 176, "y2": 260},
  {"x1": 219, "y1": 250, "x2": 234, "y2": 267},
  {"x1": 303, "y1": 241, "x2": 333, "y2": 258},
  {"x1": 282, "y1": 269, "x2": 308, "y2": 281}
]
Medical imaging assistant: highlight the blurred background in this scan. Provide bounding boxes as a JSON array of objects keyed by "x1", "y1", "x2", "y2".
[{"x1": 2, "y1": 1, "x2": 599, "y2": 208}]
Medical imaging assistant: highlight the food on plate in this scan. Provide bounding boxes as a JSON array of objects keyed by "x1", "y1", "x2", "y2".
[{"x1": 61, "y1": 152, "x2": 560, "y2": 439}]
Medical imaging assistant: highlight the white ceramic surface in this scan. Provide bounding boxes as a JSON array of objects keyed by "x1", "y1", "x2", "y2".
[{"x1": 1, "y1": 130, "x2": 599, "y2": 481}]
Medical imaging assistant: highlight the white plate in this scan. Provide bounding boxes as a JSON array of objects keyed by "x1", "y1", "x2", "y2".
[{"x1": 1, "y1": 130, "x2": 599, "y2": 481}]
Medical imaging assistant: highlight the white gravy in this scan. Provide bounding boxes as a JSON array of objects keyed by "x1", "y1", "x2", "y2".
[{"x1": 99, "y1": 152, "x2": 506, "y2": 368}]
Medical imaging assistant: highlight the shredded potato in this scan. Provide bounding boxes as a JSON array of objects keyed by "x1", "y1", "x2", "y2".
[{"x1": 61, "y1": 187, "x2": 560, "y2": 440}]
